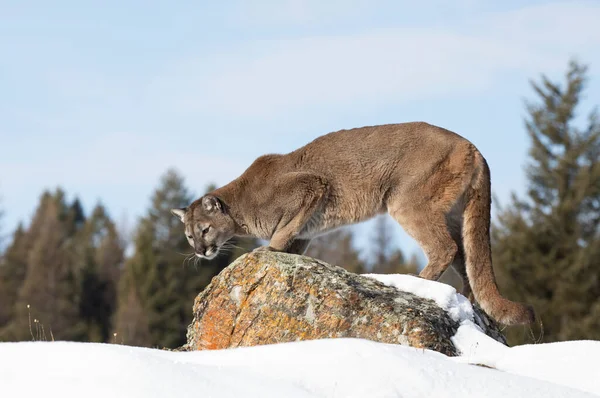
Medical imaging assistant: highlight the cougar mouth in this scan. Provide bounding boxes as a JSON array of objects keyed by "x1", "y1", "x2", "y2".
[{"x1": 196, "y1": 245, "x2": 218, "y2": 260}]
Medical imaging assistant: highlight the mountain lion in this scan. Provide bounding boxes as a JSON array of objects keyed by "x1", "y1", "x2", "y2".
[{"x1": 172, "y1": 122, "x2": 535, "y2": 325}]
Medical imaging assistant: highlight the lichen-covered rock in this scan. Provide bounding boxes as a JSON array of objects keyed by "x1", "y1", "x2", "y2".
[{"x1": 181, "y1": 251, "x2": 506, "y2": 356}]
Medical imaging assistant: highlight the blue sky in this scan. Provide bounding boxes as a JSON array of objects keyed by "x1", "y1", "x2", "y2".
[{"x1": 1, "y1": 0, "x2": 600, "y2": 261}]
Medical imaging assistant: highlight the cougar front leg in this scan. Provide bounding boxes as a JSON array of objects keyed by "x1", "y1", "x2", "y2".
[{"x1": 267, "y1": 173, "x2": 328, "y2": 252}]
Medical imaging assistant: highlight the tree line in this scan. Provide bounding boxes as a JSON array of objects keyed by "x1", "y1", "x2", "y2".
[
  {"x1": 0, "y1": 172, "x2": 419, "y2": 348},
  {"x1": 0, "y1": 61, "x2": 598, "y2": 347}
]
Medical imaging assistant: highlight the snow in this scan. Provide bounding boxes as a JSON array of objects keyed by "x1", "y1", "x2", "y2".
[
  {"x1": 1, "y1": 273, "x2": 598, "y2": 398},
  {"x1": 0, "y1": 338, "x2": 597, "y2": 398},
  {"x1": 365, "y1": 273, "x2": 600, "y2": 397},
  {"x1": 452, "y1": 325, "x2": 600, "y2": 397},
  {"x1": 363, "y1": 273, "x2": 474, "y2": 324}
]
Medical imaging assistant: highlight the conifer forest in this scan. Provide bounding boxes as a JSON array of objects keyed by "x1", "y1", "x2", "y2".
[{"x1": 1, "y1": 61, "x2": 599, "y2": 348}]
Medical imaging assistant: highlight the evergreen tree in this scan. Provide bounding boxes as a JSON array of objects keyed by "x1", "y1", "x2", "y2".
[
  {"x1": 0, "y1": 193, "x2": 56, "y2": 339},
  {"x1": 1, "y1": 192, "x2": 52, "y2": 340},
  {"x1": 0, "y1": 225, "x2": 28, "y2": 331},
  {"x1": 114, "y1": 170, "x2": 191, "y2": 347},
  {"x1": 113, "y1": 171, "x2": 254, "y2": 348},
  {"x1": 370, "y1": 215, "x2": 418, "y2": 275},
  {"x1": 6, "y1": 190, "x2": 86, "y2": 341},
  {"x1": 305, "y1": 228, "x2": 366, "y2": 274},
  {"x1": 493, "y1": 61, "x2": 600, "y2": 344},
  {"x1": 0, "y1": 195, "x2": 4, "y2": 252},
  {"x1": 77, "y1": 204, "x2": 124, "y2": 342},
  {"x1": 371, "y1": 215, "x2": 393, "y2": 268},
  {"x1": 67, "y1": 198, "x2": 86, "y2": 236}
]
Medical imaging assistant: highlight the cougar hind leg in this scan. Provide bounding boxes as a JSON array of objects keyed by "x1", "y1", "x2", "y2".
[
  {"x1": 388, "y1": 202, "x2": 458, "y2": 281},
  {"x1": 386, "y1": 154, "x2": 469, "y2": 281},
  {"x1": 446, "y1": 199, "x2": 473, "y2": 300},
  {"x1": 449, "y1": 248, "x2": 474, "y2": 300}
]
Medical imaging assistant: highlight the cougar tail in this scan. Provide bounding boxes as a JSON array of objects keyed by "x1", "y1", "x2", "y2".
[{"x1": 462, "y1": 150, "x2": 535, "y2": 325}]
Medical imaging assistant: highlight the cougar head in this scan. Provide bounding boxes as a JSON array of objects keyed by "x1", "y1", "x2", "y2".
[{"x1": 171, "y1": 195, "x2": 235, "y2": 260}]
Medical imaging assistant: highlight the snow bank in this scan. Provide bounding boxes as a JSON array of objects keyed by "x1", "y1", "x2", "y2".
[
  {"x1": 365, "y1": 273, "x2": 600, "y2": 397},
  {"x1": 1, "y1": 273, "x2": 598, "y2": 398},
  {"x1": 453, "y1": 325, "x2": 600, "y2": 397},
  {"x1": 1, "y1": 339, "x2": 597, "y2": 398}
]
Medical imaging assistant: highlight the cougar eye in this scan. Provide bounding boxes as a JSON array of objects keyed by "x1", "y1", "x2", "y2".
[{"x1": 202, "y1": 226, "x2": 211, "y2": 235}]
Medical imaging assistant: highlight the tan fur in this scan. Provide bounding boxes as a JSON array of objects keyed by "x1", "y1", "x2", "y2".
[{"x1": 172, "y1": 122, "x2": 535, "y2": 325}]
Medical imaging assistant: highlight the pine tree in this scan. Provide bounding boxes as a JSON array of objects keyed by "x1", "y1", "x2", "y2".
[
  {"x1": 6, "y1": 190, "x2": 86, "y2": 341},
  {"x1": 67, "y1": 198, "x2": 86, "y2": 236},
  {"x1": 371, "y1": 215, "x2": 392, "y2": 268},
  {"x1": 370, "y1": 215, "x2": 418, "y2": 275},
  {"x1": 493, "y1": 61, "x2": 600, "y2": 344},
  {"x1": 113, "y1": 171, "x2": 248, "y2": 348},
  {"x1": 0, "y1": 193, "x2": 57, "y2": 339},
  {"x1": 77, "y1": 203, "x2": 124, "y2": 342},
  {"x1": 0, "y1": 195, "x2": 4, "y2": 252},
  {"x1": 305, "y1": 228, "x2": 366, "y2": 274},
  {"x1": 0, "y1": 225, "x2": 28, "y2": 331},
  {"x1": 1, "y1": 192, "x2": 52, "y2": 340},
  {"x1": 113, "y1": 170, "x2": 190, "y2": 347}
]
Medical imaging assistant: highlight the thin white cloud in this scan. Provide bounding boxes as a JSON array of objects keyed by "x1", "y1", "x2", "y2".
[
  {"x1": 153, "y1": 1, "x2": 600, "y2": 118},
  {"x1": 231, "y1": 0, "x2": 373, "y2": 26},
  {"x1": 3, "y1": 0, "x2": 599, "y2": 255},
  {"x1": 0, "y1": 132, "x2": 248, "y2": 192},
  {"x1": 480, "y1": 2, "x2": 600, "y2": 48},
  {"x1": 0, "y1": 131, "x2": 250, "y2": 236},
  {"x1": 230, "y1": 0, "x2": 487, "y2": 27}
]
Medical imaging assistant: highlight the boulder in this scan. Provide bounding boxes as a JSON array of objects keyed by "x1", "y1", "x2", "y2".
[{"x1": 180, "y1": 251, "x2": 506, "y2": 356}]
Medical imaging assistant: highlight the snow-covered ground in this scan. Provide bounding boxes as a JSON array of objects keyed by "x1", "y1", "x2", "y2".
[{"x1": 1, "y1": 274, "x2": 598, "y2": 398}]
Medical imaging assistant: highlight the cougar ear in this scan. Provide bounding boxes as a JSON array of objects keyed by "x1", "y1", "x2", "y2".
[
  {"x1": 170, "y1": 208, "x2": 187, "y2": 223},
  {"x1": 201, "y1": 195, "x2": 222, "y2": 213}
]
